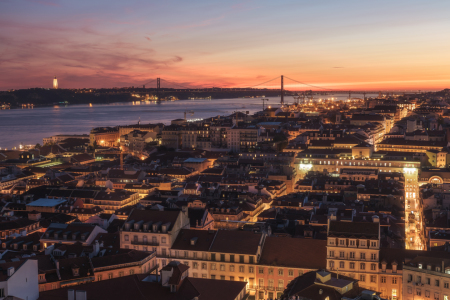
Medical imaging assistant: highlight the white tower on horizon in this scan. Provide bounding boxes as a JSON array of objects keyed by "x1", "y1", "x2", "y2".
[{"x1": 53, "y1": 76, "x2": 58, "y2": 89}]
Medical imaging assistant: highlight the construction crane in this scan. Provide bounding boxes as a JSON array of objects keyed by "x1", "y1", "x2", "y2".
[
  {"x1": 261, "y1": 98, "x2": 269, "y2": 111},
  {"x1": 184, "y1": 110, "x2": 194, "y2": 122}
]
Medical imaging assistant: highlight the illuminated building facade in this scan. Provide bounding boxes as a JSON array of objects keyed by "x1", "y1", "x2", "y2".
[
  {"x1": 89, "y1": 127, "x2": 119, "y2": 147},
  {"x1": 296, "y1": 143, "x2": 425, "y2": 250},
  {"x1": 53, "y1": 76, "x2": 58, "y2": 89}
]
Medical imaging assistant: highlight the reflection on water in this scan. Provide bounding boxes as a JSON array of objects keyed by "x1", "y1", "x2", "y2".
[{"x1": 0, "y1": 94, "x2": 375, "y2": 149}]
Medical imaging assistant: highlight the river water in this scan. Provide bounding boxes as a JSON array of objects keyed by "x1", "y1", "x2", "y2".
[{"x1": 0, "y1": 94, "x2": 375, "y2": 149}]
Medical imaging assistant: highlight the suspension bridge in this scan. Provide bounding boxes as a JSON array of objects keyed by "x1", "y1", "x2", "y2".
[{"x1": 130, "y1": 76, "x2": 408, "y2": 105}]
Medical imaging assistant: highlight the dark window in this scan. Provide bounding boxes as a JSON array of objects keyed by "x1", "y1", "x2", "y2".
[
  {"x1": 220, "y1": 254, "x2": 225, "y2": 262},
  {"x1": 230, "y1": 255, "x2": 235, "y2": 262},
  {"x1": 239, "y1": 255, "x2": 244, "y2": 263},
  {"x1": 211, "y1": 253, "x2": 216, "y2": 261}
]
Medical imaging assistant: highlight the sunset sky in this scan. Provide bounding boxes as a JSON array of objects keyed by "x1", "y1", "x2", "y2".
[{"x1": 1, "y1": 0, "x2": 450, "y2": 90}]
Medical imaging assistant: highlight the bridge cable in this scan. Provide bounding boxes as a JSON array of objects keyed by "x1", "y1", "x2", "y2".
[
  {"x1": 141, "y1": 79, "x2": 157, "y2": 87},
  {"x1": 284, "y1": 76, "x2": 345, "y2": 92},
  {"x1": 243, "y1": 76, "x2": 280, "y2": 89}
]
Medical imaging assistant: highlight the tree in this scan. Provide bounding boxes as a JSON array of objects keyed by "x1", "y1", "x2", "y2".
[{"x1": 35, "y1": 143, "x2": 41, "y2": 149}]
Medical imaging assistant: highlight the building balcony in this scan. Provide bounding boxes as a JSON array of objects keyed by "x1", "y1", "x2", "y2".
[{"x1": 131, "y1": 240, "x2": 159, "y2": 246}]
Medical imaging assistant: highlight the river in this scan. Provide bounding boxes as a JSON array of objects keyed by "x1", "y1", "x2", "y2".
[{"x1": 0, "y1": 94, "x2": 376, "y2": 149}]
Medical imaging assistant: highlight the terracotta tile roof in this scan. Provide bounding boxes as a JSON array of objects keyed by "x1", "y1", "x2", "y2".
[
  {"x1": 379, "y1": 248, "x2": 450, "y2": 271},
  {"x1": 259, "y1": 237, "x2": 326, "y2": 269},
  {"x1": 161, "y1": 262, "x2": 190, "y2": 285},
  {"x1": 171, "y1": 229, "x2": 217, "y2": 252},
  {"x1": 71, "y1": 153, "x2": 94, "y2": 163},
  {"x1": 126, "y1": 209, "x2": 181, "y2": 231},
  {"x1": 94, "y1": 190, "x2": 136, "y2": 202},
  {"x1": 328, "y1": 220, "x2": 379, "y2": 238},
  {"x1": 38, "y1": 274, "x2": 246, "y2": 300},
  {"x1": 209, "y1": 230, "x2": 262, "y2": 255},
  {"x1": 187, "y1": 277, "x2": 247, "y2": 300},
  {"x1": 57, "y1": 256, "x2": 93, "y2": 281},
  {"x1": 285, "y1": 271, "x2": 358, "y2": 300},
  {"x1": 91, "y1": 250, "x2": 151, "y2": 269},
  {"x1": 93, "y1": 232, "x2": 120, "y2": 249},
  {"x1": 0, "y1": 218, "x2": 37, "y2": 231}
]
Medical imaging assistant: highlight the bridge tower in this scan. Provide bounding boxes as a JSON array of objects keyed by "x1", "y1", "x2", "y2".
[
  {"x1": 156, "y1": 78, "x2": 161, "y2": 102},
  {"x1": 280, "y1": 75, "x2": 284, "y2": 106}
]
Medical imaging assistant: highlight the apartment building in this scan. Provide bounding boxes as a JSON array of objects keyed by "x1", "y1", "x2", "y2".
[
  {"x1": 180, "y1": 124, "x2": 210, "y2": 150},
  {"x1": 297, "y1": 146, "x2": 421, "y2": 180},
  {"x1": 39, "y1": 250, "x2": 157, "y2": 292},
  {"x1": 89, "y1": 127, "x2": 119, "y2": 147},
  {"x1": 377, "y1": 138, "x2": 447, "y2": 154},
  {"x1": 120, "y1": 208, "x2": 190, "y2": 267},
  {"x1": 161, "y1": 125, "x2": 181, "y2": 149},
  {"x1": 118, "y1": 123, "x2": 161, "y2": 137},
  {"x1": 119, "y1": 130, "x2": 157, "y2": 155},
  {"x1": 90, "y1": 189, "x2": 140, "y2": 214},
  {"x1": 378, "y1": 248, "x2": 418, "y2": 300},
  {"x1": 91, "y1": 250, "x2": 157, "y2": 282},
  {"x1": 164, "y1": 228, "x2": 328, "y2": 299},
  {"x1": 210, "y1": 123, "x2": 231, "y2": 148},
  {"x1": 370, "y1": 105, "x2": 408, "y2": 122},
  {"x1": 256, "y1": 236, "x2": 326, "y2": 299},
  {"x1": 168, "y1": 229, "x2": 264, "y2": 297},
  {"x1": 227, "y1": 126, "x2": 259, "y2": 153},
  {"x1": 40, "y1": 222, "x2": 107, "y2": 248},
  {"x1": 351, "y1": 114, "x2": 391, "y2": 133},
  {"x1": 402, "y1": 255, "x2": 450, "y2": 300},
  {"x1": 326, "y1": 219, "x2": 381, "y2": 292}
]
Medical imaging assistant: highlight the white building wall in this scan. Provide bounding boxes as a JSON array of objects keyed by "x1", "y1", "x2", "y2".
[{"x1": 5, "y1": 259, "x2": 39, "y2": 300}]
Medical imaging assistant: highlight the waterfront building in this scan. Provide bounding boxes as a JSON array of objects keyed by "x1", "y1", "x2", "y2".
[
  {"x1": 89, "y1": 127, "x2": 120, "y2": 147},
  {"x1": 42, "y1": 134, "x2": 89, "y2": 145}
]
